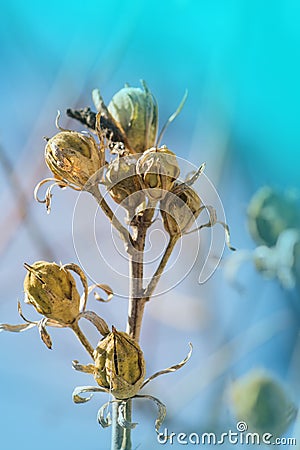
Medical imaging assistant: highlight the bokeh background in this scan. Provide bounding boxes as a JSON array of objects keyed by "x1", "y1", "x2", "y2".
[{"x1": 1, "y1": 0, "x2": 300, "y2": 449}]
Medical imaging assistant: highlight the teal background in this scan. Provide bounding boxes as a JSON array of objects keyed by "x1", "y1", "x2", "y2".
[{"x1": 1, "y1": 1, "x2": 300, "y2": 449}]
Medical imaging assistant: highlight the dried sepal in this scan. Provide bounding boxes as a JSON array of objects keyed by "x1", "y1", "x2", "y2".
[
  {"x1": 77, "y1": 311, "x2": 110, "y2": 336},
  {"x1": 72, "y1": 385, "x2": 109, "y2": 404},
  {"x1": 86, "y1": 283, "x2": 113, "y2": 304},
  {"x1": 38, "y1": 318, "x2": 53, "y2": 349},
  {"x1": 61, "y1": 263, "x2": 88, "y2": 313},
  {"x1": 97, "y1": 401, "x2": 112, "y2": 428},
  {"x1": 142, "y1": 343, "x2": 193, "y2": 389},
  {"x1": 72, "y1": 360, "x2": 95, "y2": 374},
  {"x1": 0, "y1": 322, "x2": 36, "y2": 333},
  {"x1": 118, "y1": 401, "x2": 138, "y2": 429},
  {"x1": 185, "y1": 205, "x2": 235, "y2": 251},
  {"x1": 156, "y1": 89, "x2": 188, "y2": 146},
  {"x1": 134, "y1": 394, "x2": 167, "y2": 433},
  {"x1": 34, "y1": 178, "x2": 70, "y2": 213}
]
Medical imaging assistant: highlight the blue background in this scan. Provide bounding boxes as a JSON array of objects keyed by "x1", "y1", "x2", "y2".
[{"x1": 1, "y1": 1, "x2": 300, "y2": 449}]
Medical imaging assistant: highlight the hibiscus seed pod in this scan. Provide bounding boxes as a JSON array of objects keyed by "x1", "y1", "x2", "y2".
[
  {"x1": 24, "y1": 261, "x2": 80, "y2": 324},
  {"x1": 93, "y1": 327, "x2": 145, "y2": 399},
  {"x1": 105, "y1": 154, "x2": 145, "y2": 214},
  {"x1": 247, "y1": 186, "x2": 300, "y2": 247},
  {"x1": 108, "y1": 81, "x2": 158, "y2": 153},
  {"x1": 45, "y1": 131, "x2": 104, "y2": 189},
  {"x1": 229, "y1": 369, "x2": 296, "y2": 437},
  {"x1": 160, "y1": 183, "x2": 201, "y2": 236},
  {"x1": 136, "y1": 146, "x2": 180, "y2": 201}
]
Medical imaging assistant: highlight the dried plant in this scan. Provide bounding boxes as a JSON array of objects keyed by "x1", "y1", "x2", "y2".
[{"x1": 0, "y1": 81, "x2": 233, "y2": 450}]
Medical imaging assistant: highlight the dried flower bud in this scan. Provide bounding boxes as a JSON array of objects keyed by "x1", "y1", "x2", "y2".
[
  {"x1": 136, "y1": 146, "x2": 180, "y2": 201},
  {"x1": 160, "y1": 183, "x2": 201, "y2": 236},
  {"x1": 45, "y1": 131, "x2": 104, "y2": 189},
  {"x1": 247, "y1": 187, "x2": 300, "y2": 247},
  {"x1": 108, "y1": 82, "x2": 158, "y2": 153},
  {"x1": 229, "y1": 369, "x2": 296, "y2": 437},
  {"x1": 24, "y1": 261, "x2": 80, "y2": 324},
  {"x1": 105, "y1": 154, "x2": 145, "y2": 214},
  {"x1": 93, "y1": 327, "x2": 145, "y2": 399}
]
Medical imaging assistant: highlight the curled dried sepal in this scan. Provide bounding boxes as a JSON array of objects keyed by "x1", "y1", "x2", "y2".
[
  {"x1": 61, "y1": 263, "x2": 88, "y2": 313},
  {"x1": 134, "y1": 395, "x2": 167, "y2": 433},
  {"x1": 0, "y1": 301, "x2": 64, "y2": 349},
  {"x1": 185, "y1": 205, "x2": 235, "y2": 251},
  {"x1": 72, "y1": 385, "x2": 109, "y2": 404},
  {"x1": 97, "y1": 401, "x2": 112, "y2": 428},
  {"x1": 142, "y1": 343, "x2": 193, "y2": 389},
  {"x1": 118, "y1": 402, "x2": 138, "y2": 429},
  {"x1": 85, "y1": 283, "x2": 114, "y2": 304},
  {"x1": 38, "y1": 318, "x2": 53, "y2": 349},
  {"x1": 77, "y1": 311, "x2": 110, "y2": 336},
  {"x1": 34, "y1": 178, "x2": 71, "y2": 214}
]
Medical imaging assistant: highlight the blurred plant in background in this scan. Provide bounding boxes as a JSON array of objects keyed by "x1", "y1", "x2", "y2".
[{"x1": 1, "y1": 1, "x2": 300, "y2": 449}]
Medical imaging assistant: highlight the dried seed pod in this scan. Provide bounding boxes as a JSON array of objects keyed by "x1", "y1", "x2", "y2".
[
  {"x1": 93, "y1": 327, "x2": 145, "y2": 399},
  {"x1": 136, "y1": 146, "x2": 180, "y2": 201},
  {"x1": 229, "y1": 369, "x2": 296, "y2": 437},
  {"x1": 108, "y1": 81, "x2": 158, "y2": 153},
  {"x1": 247, "y1": 187, "x2": 300, "y2": 247},
  {"x1": 160, "y1": 183, "x2": 201, "y2": 236},
  {"x1": 105, "y1": 154, "x2": 145, "y2": 214},
  {"x1": 45, "y1": 131, "x2": 104, "y2": 189},
  {"x1": 24, "y1": 261, "x2": 80, "y2": 324}
]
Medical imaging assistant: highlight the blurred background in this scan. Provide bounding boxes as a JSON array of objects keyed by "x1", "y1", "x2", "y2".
[{"x1": 1, "y1": 0, "x2": 300, "y2": 448}]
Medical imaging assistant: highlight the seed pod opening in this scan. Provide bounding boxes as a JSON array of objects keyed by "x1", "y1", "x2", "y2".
[
  {"x1": 160, "y1": 183, "x2": 201, "y2": 236},
  {"x1": 136, "y1": 146, "x2": 180, "y2": 201},
  {"x1": 24, "y1": 261, "x2": 80, "y2": 324},
  {"x1": 93, "y1": 327, "x2": 145, "y2": 399},
  {"x1": 45, "y1": 131, "x2": 104, "y2": 189},
  {"x1": 105, "y1": 154, "x2": 145, "y2": 215},
  {"x1": 108, "y1": 82, "x2": 158, "y2": 153}
]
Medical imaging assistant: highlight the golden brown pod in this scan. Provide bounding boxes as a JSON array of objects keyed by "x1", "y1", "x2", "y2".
[
  {"x1": 93, "y1": 327, "x2": 145, "y2": 399},
  {"x1": 45, "y1": 131, "x2": 104, "y2": 189},
  {"x1": 136, "y1": 146, "x2": 180, "y2": 201},
  {"x1": 160, "y1": 183, "x2": 201, "y2": 236},
  {"x1": 105, "y1": 154, "x2": 145, "y2": 214},
  {"x1": 24, "y1": 261, "x2": 80, "y2": 324}
]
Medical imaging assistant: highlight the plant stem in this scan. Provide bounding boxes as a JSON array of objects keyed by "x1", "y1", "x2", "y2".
[
  {"x1": 143, "y1": 235, "x2": 178, "y2": 301},
  {"x1": 70, "y1": 322, "x2": 94, "y2": 359},
  {"x1": 89, "y1": 184, "x2": 134, "y2": 250}
]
